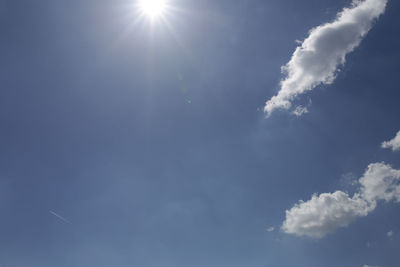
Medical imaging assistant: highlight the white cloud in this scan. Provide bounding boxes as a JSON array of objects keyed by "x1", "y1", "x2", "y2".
[
  {"x1": 363, "y1": 265, "x2": 379, "y2": 267},
  {"x1": 359, "y1": 163, "x2": 400, "y2": 203},
  {"x1": 282, "y1": 191, "x2": 374, "y2": 238},
  {"x1": 282, "y1": 163, "x2": 400, "y2": 238},
  {"x1": 267, "y1": 226, "x2": 275, "y2": 232},
  {"x1": 382, "y1": 130, "x2": 400, "y2": 151},
  {"x1": 264, "y1": 0, "x2": 388, "y2": 117}
]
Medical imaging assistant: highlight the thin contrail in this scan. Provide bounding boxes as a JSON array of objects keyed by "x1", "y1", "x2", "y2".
[{"x1": 49, "y1": 210, "x2": 71, "y2": 224}]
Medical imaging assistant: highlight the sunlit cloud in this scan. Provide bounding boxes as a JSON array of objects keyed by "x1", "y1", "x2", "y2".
[
  {"x1": 282, "y1": 191, "x2": 374, "y2": 239},
  {"x1": 282, "y1": 163, "x2": 400, "y2": 238},
  {"x1": 382, "y1": 130, "x2": 400, "y2": 151},
  {"x1": 264, "y1": 0, "x2": 388, "y2": 117}
]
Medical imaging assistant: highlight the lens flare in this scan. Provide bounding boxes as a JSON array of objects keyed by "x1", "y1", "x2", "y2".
[{"x1": 139, "y1": 0, "x2": 167, "y2": 18}]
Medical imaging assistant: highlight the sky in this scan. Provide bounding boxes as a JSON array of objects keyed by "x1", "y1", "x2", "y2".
[{"x1": 0, "y1": 0, "x2": 399, "y2": 266}]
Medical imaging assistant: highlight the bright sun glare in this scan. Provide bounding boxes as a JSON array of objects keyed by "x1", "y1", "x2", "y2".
[{"x1": 139, "y1": 0, "x2": 167, "y2": 18}]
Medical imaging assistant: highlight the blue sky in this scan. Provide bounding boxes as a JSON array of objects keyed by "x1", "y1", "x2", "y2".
[{"x1": 0, "y1": 0, "x2": 399, "y2": 266}]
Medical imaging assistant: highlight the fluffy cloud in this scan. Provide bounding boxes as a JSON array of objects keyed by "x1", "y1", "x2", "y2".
[
  {"x1": 282, "y1": 163, "x2": 400, "y2": 238},
  {"x1": 359, "y1": 163, "x2": 400, "y2": 203},
  {"x1": 282, "y1": 191, "x2": 374, "y2": 238},
  {"x1": 382, "y1": 130, "x2": 400, "y2": 151},
  {"x1": 264, "y1": 0, "x2": 388, "y2": 116}
]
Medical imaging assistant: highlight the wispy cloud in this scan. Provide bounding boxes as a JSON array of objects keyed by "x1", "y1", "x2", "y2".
[
  {"x1": 267, "y1": 226, "x2": 275, "y2": 232},
  {"x1": 387, "y1": 230, "x2": 394, "y2": 238},
  {"x1": 282, "y1": 163, "x2": 400, "y2": 238},
  {"x1": 382, "y1": 130, "x2": 400, "y2": 151},
  {"x1": 264, "y1": 0, "x2": 388, "y2": 117},
  {"x1": 292, "y1": 106, "x2": 309, "y2": 117}
]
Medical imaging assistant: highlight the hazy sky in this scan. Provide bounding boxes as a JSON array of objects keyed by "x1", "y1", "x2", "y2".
[{"x1": 0, "y1": 0, "x2": 399, "y2": 266}]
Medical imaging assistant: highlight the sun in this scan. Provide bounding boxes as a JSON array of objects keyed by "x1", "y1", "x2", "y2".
[{"x1": 139, "y1": 0, "x2": 167, "y2": 18}]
